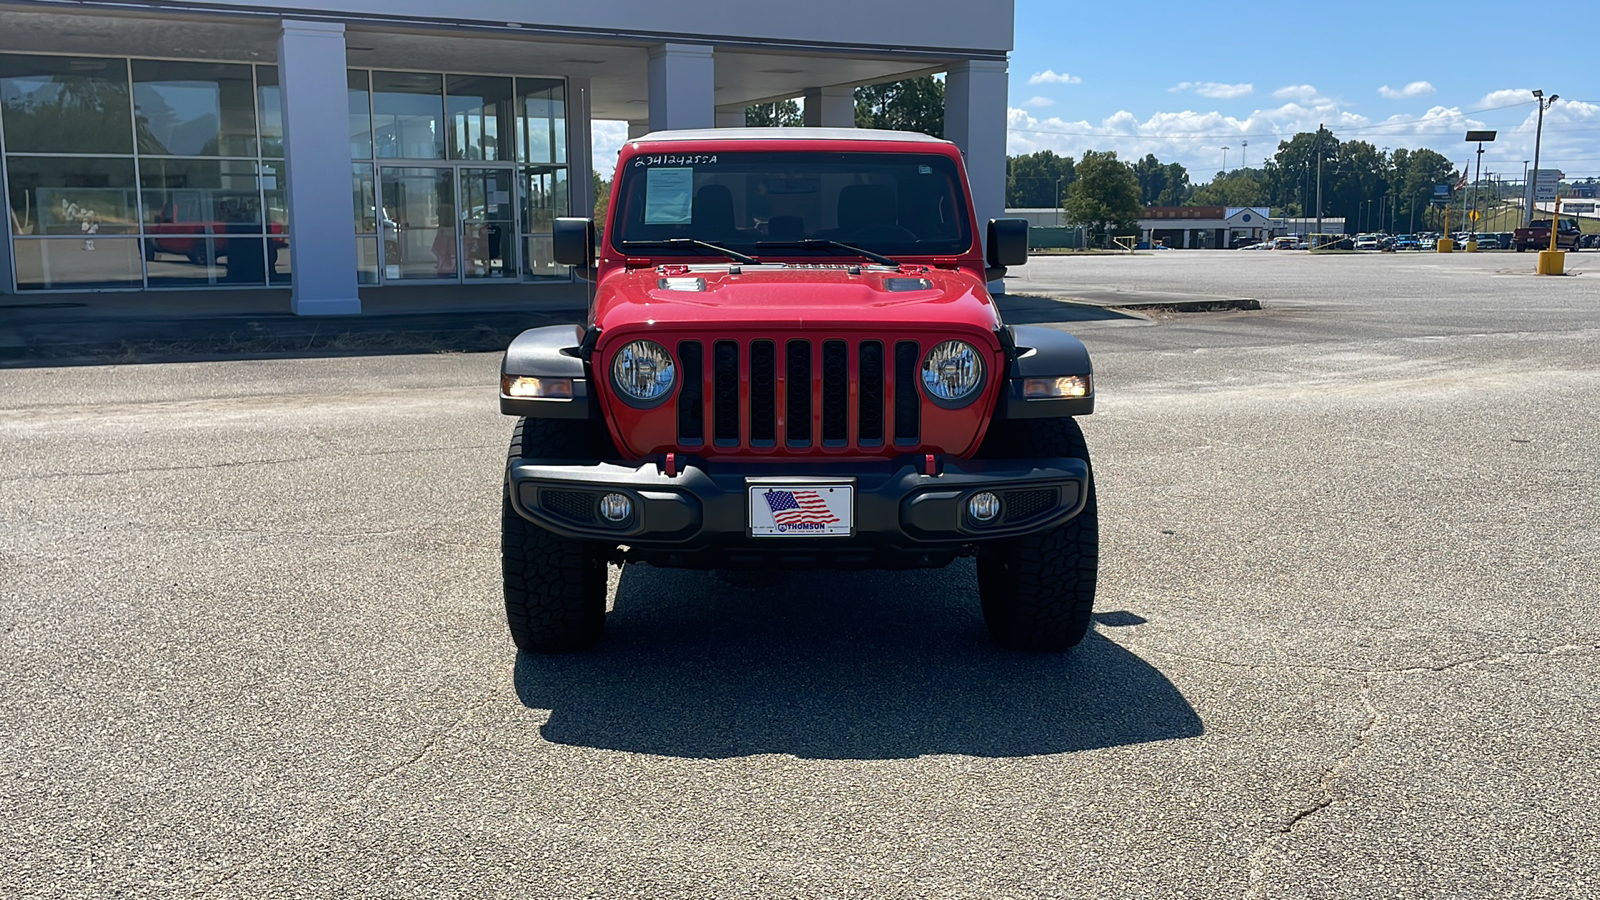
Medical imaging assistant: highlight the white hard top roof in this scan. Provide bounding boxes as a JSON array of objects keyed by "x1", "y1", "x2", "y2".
[{"x1": 630, "y1": 127, "x2": 951, "y2": 145}]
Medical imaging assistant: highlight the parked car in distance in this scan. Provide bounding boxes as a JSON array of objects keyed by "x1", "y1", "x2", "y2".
[
  {"x1": 1513, "y1": 218, "x2": 1583, "y2": 252},
  {"x1": 1393, "y1": 235, "x2": 1421, "y2": 250},
  {"x1": 1473, "y1": 234, "x2": 1501, "y2": 250},
  {"x1": 1354, "y1": 233, "x2": 1382, "y2": 251}
]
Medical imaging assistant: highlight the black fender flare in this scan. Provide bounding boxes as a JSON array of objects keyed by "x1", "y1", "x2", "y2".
[
  {"x1": 499, "y1": 324, "x2": 594, "y2": 419},
  {"x1": 995, "y1": 325, "x2": 1095, "y2": 418}
]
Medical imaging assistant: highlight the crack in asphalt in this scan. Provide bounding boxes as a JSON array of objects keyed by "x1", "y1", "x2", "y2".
[
  {"x1": 1202, "y1": 642, "x2": 1596, "y2": 900},
  {"x1": 203, "y1": 692, "x2": 499, "y2": 891}
]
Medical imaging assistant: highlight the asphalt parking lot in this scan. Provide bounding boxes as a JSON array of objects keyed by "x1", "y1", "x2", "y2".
[{"x1": 2, "y1": 250, "x2": 1597, "y2": 898}]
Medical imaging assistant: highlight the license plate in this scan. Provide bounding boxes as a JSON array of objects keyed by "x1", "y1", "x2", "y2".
[{"x1": 748, "y1": 483, "x2": 854, "y2": 537}]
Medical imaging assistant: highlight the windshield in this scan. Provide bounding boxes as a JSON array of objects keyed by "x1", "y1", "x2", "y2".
[{"x1": 610, "y1": 151, "x2": 972, "y2": 258}]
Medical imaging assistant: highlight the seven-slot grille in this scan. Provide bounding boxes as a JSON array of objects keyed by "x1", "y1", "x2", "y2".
[{"x1": 674, "y1": 338, "x2": 923, "y2": 452}]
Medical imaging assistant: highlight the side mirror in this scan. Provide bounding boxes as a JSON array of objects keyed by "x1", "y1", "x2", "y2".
[
  {"x1": 553, "y1": 217, "x2": 595, "y2": 267},
  {"x1": 987, "y1": 218, "x2": 1029, "y2": 268}
]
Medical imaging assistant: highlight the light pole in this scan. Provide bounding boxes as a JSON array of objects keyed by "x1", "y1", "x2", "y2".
[
  {"x1": 1055, "y1": 175, "x2": 1066, "y2": 226},
  {"x1": 1465, "y1": 130, "x2": 1497, "y2": 248},
  {"x1": 1529, "y1": 90, "x2": 1558, "y2": 227},
  {"x1": 1222, "y1": 145, "x2": 1230, "y2": 173}
]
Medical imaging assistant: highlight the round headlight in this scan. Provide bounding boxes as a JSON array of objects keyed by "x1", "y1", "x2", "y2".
[
  {"x1": 611, "y1": 340, "x2": 675, "y2": 403},
  {"x1": 921, "y1": 340, "x2": 984, "y2": 403}
]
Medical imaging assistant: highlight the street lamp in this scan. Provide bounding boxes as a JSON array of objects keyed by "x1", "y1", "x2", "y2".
[
  {"x1": 1529, "y1": 90, "x2": 1559, "y2": 227},
  {"x1": 1055, "y1": 175, "x2": 1067, "y2": 226},
  {"x1": 1465, "y1": 130, "x2": 1497, "y2": 249},
  {"x1": 1221, "y1": 145, "x2": 1230, "y2": 173}
]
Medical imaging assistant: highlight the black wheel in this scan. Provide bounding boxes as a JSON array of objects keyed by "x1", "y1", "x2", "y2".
[
  {"x1": 974, "y1": 417, "x2": 1099, "y2": 651},
  {"x1": 501, "y1": 417, "x2": 611, "y2": 652},
  {"x1": 1515, "y1": 243, "x2": 1526, "y2": 253}
]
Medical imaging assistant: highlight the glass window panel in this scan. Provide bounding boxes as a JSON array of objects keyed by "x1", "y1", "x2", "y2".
[
  {"x1": 139, "y1": 159, "x2": 262, "y2": 234},
  {"x1": 6, "y1": 156, "x2": 138, "y2": 235},
  {"x1": 0, "y1": 54, "x2": 133, "y2": 154},
  {"x1": 515, "y1": 78, "x2": 565, "y2": 165},
  {"x1": 355, "y1": 235, "x2": 379, "y2": 284},
  {"x1": 132, "y1": 60, "x2": 257, "y2": 157},
  {"x1": 519, "y1": 164, "x2": 568, "y2": 279},
  {"x1": 352, "y1": 162, "x2": 376, "y2": 233},
  {"x1": 268, "y1": 235, "x2": 290, "y2": 285},
  {"x1": 348, "y1": 69, "x2": 372, "y2": 159},
  {"x1": 372, "y1": 71, "x2": 443, "y2": 160},
  {"x1": 257, "y1": 65, "x2": 283, "y2": 158},
  {"x1": 13, "y1": 237, "x2": 141, "y2": 290},
  {"x1": 446, "y1": 75, "x2": 513, "y2": 161},
  {"x1": 261, "y1": 160, "x2": 287, "y2": 234},
  {"x1": 460, "y1": 167, "x2": 515, "y2": 278},
  {"x1": 379, "y1": 166, "x2": 454, "y2": 279}
]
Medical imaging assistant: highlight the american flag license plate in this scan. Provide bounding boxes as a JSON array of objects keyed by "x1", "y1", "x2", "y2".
[{"x1": 748, "y1": 484, "x2": 854, "y2": 537}]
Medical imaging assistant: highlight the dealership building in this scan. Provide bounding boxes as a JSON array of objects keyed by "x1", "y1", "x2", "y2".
[{"x1": 0, "y1": 0, "x2": 1013, "y2": 313}]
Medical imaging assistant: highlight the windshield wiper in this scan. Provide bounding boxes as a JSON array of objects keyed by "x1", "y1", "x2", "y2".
[
  {"x1": 755, "y1": 239, "x2": 899, "y2": 267},
  {"x1": 618, "y1": 238, "x2": 759, "y2": 265}
]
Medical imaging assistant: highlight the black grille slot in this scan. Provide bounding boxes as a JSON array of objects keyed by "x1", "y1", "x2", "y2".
[
  {"x1": 821, "y1": 340, "x2": 849, "y2": 445},
  {"x1": 713, "y1": 340, "x2": 740, "y2": 446},
  {"x1": 541, "y1": 489, "x2": 597, "y2": 524},
  {"x1": 857, "y1": 341, "x2": 884, "y2": 445},
  {"x1": 785, "y1": 339, "x2": 812, "y2": 446},
  {"x1": 677, "y1": 340, "x2": 703, "y2": 444},
  {"x1": 894, "y1": 340, "x2": 920, "y2": 444},
  {"x1": 749, "y1": 340, "x2": 776, "y2": 446},
  {"x1": 1002, "y1": 488, "x2": 1058, "y2": 523}
]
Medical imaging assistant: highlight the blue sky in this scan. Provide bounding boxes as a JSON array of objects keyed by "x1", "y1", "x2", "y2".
[{"x1": 1008, "y1": 0, "x2": 1598, "y2": 183}]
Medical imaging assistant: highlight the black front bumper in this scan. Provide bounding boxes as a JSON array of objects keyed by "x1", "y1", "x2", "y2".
[{"x1": 507, "y1": 455, "x2": 1088, "y2": 567}]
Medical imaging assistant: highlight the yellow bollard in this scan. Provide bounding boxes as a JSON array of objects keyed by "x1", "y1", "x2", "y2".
[
  {"x1": 1536, "y1": 250, "x2": 1566, "y2": 275},
  {"x1": 1437, "y1": 238, "x2": 1455, "y2": 252},
  {"x1": 1464, "y1": 239, "x2": 1478, "y2": 252}
]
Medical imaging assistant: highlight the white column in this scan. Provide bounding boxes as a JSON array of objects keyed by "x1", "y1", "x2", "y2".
[
  {"x1": 627, "y1": 121, "x2": 650, "y2": 139},
  {"x1": 715, "y1": 108, "x2": 746, "y2": 128},
  {"x1": 944, "y1": 59, "x2": 1009, "y2": 286},
  {"x1": 803, "y1": 86, "x2": 855, "y2": 128},
  {"x1": 278, "y1": 20, "x2": 360, "y2": 315},
  {"x1": 566, "y1": 77, "x2": 594, "y2": 218},
  {"x1": 647, "y1": 43, "x2": 715, "y2": 132}
]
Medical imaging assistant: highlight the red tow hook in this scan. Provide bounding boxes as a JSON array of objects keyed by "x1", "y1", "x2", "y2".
[
  {"x1": 923, "y1": 454, "x2": 939, "y2": 476},
  {"x1": 663, "y1": 452, "x2": 678, "y2": 477}
]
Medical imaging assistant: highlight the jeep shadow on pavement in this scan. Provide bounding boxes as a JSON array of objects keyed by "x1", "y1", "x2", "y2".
[
  {"x1": 512, "y1": 565, "x2": 1201, "y2": 760},
  {"x1": 499, "y1": 128, "x2": 1103, "y2": 654}
]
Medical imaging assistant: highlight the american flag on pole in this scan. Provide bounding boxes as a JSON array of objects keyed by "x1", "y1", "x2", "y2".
[{"x1": 763, "y1": 489, "x2": 840, "y2": 526}]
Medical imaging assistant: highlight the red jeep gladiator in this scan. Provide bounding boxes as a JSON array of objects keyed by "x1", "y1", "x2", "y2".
[{"x1": 498, "y1": 128, "x2": 1097, "y2": 652}]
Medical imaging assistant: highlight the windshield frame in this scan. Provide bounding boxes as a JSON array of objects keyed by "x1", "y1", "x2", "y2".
[{"x1": 605, "y1": 147, "x2": 976, "y2": 263}]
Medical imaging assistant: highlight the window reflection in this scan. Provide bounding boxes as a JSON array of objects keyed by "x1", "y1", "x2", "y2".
[
  {"x1": 13, "y1": 238, "x2": 142, "y2": 290},
  {"x1": 139, "y1": 159, "x2": 262, "y2": 232},
  {"x1": 132, "y1": 60, "x2": 257, "y2": 157},
  {"x1": 6, "y1": 157, "x2": 139, "y2": 235},
  {"x1": 0, "y1": 54, "x2": 133, "y2": 154},
  {"x1": 515, "y1": 78, "x2": 566, "y2": 165},
  {"x1": 446, "y1": 75, "x2": 512, "y2": 161},
  {"x1": 348, "y1": 69, "x2": 372, "y2": 159},
  {"x1": 257, "y1": 66, "x2": 283, "y2": 158},
  {"x1": 372, "y1": 71, "x2": 444, "y2": 159}
]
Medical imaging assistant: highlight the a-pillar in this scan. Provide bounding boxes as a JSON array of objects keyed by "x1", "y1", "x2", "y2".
[
  {"x1": 278, "y1": 20, "x2": 360, "y2": 315},
  {"x1": 647, "y1": 43, "x2": 715, "y2": 132},
  {"x1": 803, "y1": 86, "x2": 855, "y2": 128},
  {"x1": 566, "y1": 77, "x2": 595, "y2": 216},
  {"x1": 944, "y1": 59, "x2": 1008, "y2": 285}
]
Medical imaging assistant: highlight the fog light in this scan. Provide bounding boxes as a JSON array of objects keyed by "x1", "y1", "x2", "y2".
[
  {"x1": 968, "y1": 491, "x2": 1001, "y2": 523},
  {"x1": 599, "y1": 493, "x2": 633, "y2": 524}
]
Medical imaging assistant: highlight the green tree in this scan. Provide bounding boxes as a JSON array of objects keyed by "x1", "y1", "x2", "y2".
[
  {"x1": 745, "y1": 99, "x2": 803, "y2": 127},
  {"x1": 1390, "y1": 147, "x2": 1455, "y2": 233},
  {"x1": 854, "y1": 77, "x2": 944, "y2": 137},
  {"x1": 1064, "y1": 150, "x2": 1142, "y2": 246},
  {"x1": 1132, "y1": 154, "x2": 1192, "y2": 206},
  {"x1": 1190, "y1": 167, "x2": 1268, "y2": 207},
  {"x1": 1006, "y1": 150, "x2": 1075, "y2": 208},
  {"x1": 591, "y1": 170, "x2": 611, "y2": 221}
]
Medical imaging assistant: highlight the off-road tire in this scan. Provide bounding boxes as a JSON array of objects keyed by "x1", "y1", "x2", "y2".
[
  {"x1": 975, "y1": 417, "x2": 1099, "y2": 651},
  {"x1": 501, "y1": 417, "x2": 610, "y2": 652}
]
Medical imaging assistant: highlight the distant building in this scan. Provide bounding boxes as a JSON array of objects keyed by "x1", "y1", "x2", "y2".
[{"x1": 1140, "y1": 206, "x2": 1276, "y2": 249}]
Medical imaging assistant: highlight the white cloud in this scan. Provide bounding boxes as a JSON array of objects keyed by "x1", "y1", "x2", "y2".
[
  {"x1": 1028, "y1": 70, "x2": 1082, "y2": 85},
  {"x1": 1024, "y1": 96, "x2": 1055, "y2": 108},
  {"x1": 592, "y1": 120, "x2": 629, "y2": 176},
  {"x1": 1272, "y1": 84, "x2": 1324, "y2": 103},
  {"x1": 1170, "y1": 81, "x2": 1254, "y2": 100},
  {"x1": 1378, "y1": 81, "x2": 1436, "y2": 99}
]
